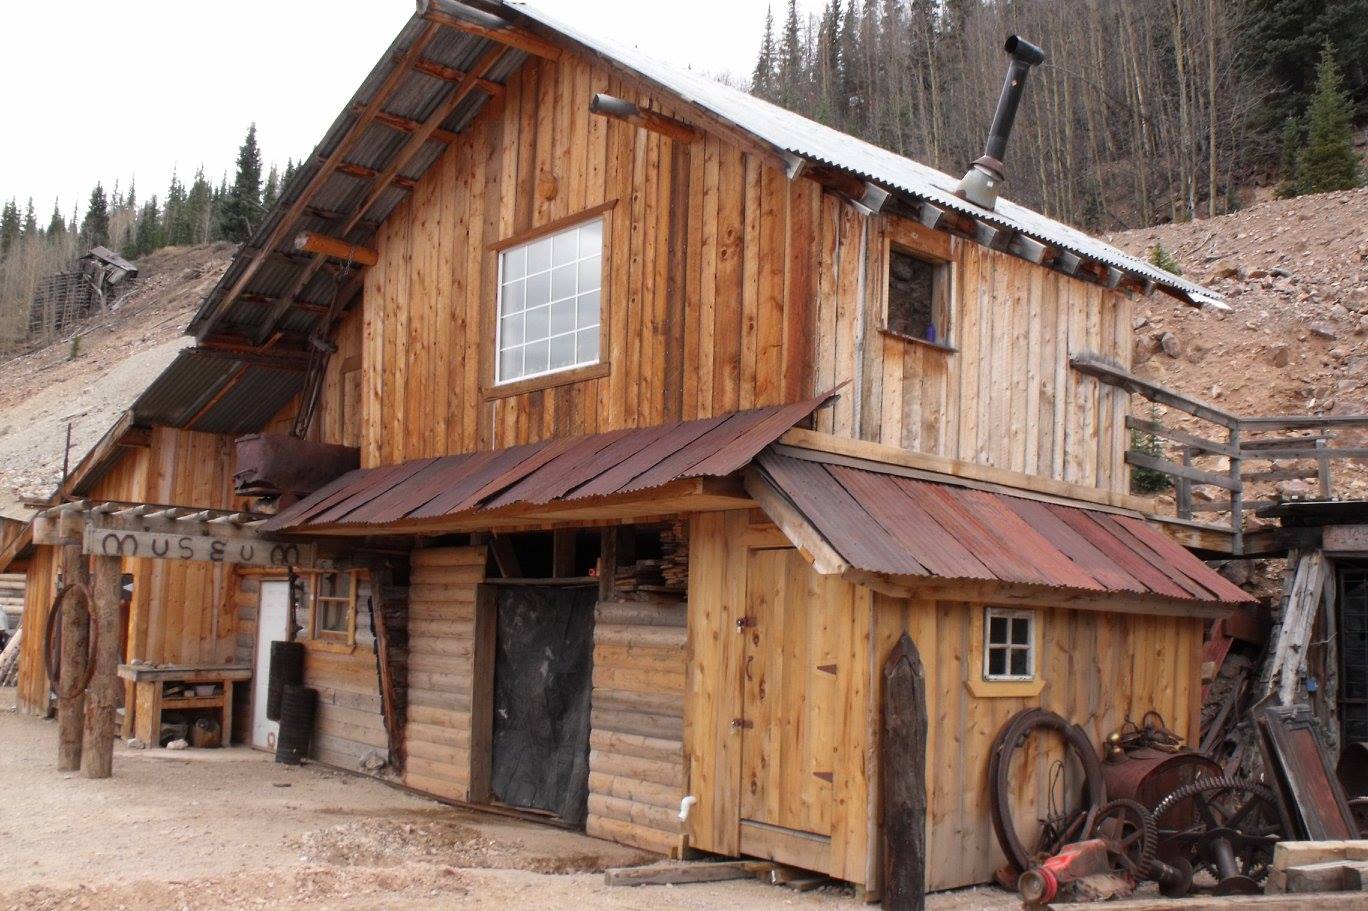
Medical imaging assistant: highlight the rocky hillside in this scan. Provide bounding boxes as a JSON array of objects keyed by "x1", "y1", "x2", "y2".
[
  {"x1": 0, "y1": 244, "x2": 233, "y2": 518},
  {"x1": 1107, "y1": 187, "x2": 1368, "y2": 521}
]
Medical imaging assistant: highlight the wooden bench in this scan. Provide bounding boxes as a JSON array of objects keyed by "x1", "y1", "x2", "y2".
[{"x1": 117, "y1": 664, "x2": 253, "y2": 746}]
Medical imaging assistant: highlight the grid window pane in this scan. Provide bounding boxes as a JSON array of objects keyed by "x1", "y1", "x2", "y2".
[
  {"x1": 1010, "y1": 648, "x2": 1029, "y2": 676},
  {"x1": 1011, "y1": 618, "x2": 1030, "y2": 645},
  {"x1": 989, "y1": 616, "x2": 1008, "y2": 645},
  {"x1": 496, "y1": 216, "x2": 606, "y2": 384},
  {"x1": 988, "y1": 649, "x2": 1007, "y2": 676},
  {"x1": 984, "y1": 608, "x2": 1035, "y2": 681}
]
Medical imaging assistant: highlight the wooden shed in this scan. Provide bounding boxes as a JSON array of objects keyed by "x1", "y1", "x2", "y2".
[{"x1": 14, "y1": 0, "x2": 1262, "y2": 900}]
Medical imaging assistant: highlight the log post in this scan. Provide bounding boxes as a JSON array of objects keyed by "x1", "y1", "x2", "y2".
[
  {"x1": 56, "y1": 541, "x2": 91, "y2": 771},
  {"x1": 82, "y1": 555, "x2": 122, "y2": 778},
  {"x1": 881, "y1": 632, "x2": 928, "y2": 910}
]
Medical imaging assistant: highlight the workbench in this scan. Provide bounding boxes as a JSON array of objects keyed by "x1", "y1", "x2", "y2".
[{"x1": 117, "y1": 664, "x2": 253, "y2": 746}]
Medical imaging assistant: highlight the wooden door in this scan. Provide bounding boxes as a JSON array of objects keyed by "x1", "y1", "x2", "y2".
[{"x1": 738, "y1": 547, "x2": 850, "y2": 873}]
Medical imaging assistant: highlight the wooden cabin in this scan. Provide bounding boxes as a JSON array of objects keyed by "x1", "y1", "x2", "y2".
[{"x1": 10, "y1": 1, "x2": 1260, "y2": 898}]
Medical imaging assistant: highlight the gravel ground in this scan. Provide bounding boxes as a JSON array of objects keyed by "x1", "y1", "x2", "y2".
[{"x1": 0, "y1": 686, "x2": 1016, "y2": 911}]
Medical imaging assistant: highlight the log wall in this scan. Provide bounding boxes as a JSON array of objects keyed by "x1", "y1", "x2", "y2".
[
  {"x1": 302, "y1": 575, "x2": 390, "y2": 770},
  {"x1": 14, "y1": 545, "x2": 57, "y2": 715},
  {"x1": 586, "y1": 598, "x2": 688, "y2": 856},
  {"x1": 684, "y1": 510, "x2": 1203, "y2": 893},
  {"x1": 349, "y1": 47, "x2": 1133, "y2": 495},
  {"x1": 402, "y1": 546, "x2": 487, "y2": 800}
]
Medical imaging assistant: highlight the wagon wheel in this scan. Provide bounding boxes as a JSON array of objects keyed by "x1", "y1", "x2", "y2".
[
  {"x1": 1153, "y1": 776, "x2": 1284, "y2": 894},
  {"x1": 1087, "y1": 798, "x2": 1157, "y2": 880},
  {"x1": 988, "y1": 708, "x2": 1107, "y2": 876}
]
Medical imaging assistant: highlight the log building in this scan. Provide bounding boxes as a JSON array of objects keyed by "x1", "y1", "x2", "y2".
[{"x1": 21, "y1": 0, "x2": 1368, "y2": 898}]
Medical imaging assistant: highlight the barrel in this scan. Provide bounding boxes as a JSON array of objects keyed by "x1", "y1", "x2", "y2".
[
  {"x1": 275, "y1": 684, "x2": 317, "y2": 765},
  {"x1": 266, "y1": 641, "x2": 304, "y2": 722}
]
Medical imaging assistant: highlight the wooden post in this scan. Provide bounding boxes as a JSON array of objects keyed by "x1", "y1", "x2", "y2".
[
  {"x1": 56, "y1": 542, "x2": 91, "y2": 771},
  {"x1": 82, "y1": 555, "x2": 122, "y2": 778},
  {"x1": 881, "y1": 632, "x2": 928, "y2": 910},
  {"x1": 1228, "y1": 426, "x2": 1243, "y2": 556}
]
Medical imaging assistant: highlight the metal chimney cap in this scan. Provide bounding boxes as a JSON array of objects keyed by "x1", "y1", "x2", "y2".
[{"x1": 1004, "y1": 35, "x2": 1046, "y2": 66}]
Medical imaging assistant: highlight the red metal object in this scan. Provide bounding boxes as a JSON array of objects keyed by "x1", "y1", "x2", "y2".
[
  {"x1": 1018, "y1": 839, "x2": 1113, "y2": 904},
  {"x1": 753, "y1": 451, "x2": 1255, "y2": 605},
  {"x1": 264, "y1": 396, "x2": 830, "y2": 532},
  {"x1": 1102, "y1": 748, "x2": 1222, "y2": 823},
  {"x1": 233, "y1": 434, "x2": 360, "y2": 498}
]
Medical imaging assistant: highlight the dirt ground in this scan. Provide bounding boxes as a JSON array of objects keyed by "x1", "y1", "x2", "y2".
[{"x1": 0, "y1": 688, "x2": 1015, "y2": 911}]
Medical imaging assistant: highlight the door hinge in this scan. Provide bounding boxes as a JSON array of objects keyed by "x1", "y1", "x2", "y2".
[
  {"x1": 730, "y1": 717, "x2": 754, "y2": 730},
  {"x1": 736, "y1": 616, "x2": 757, "y2": 631}
]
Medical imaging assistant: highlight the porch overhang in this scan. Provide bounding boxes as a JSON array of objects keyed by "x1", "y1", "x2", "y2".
[
  {"x1": 747, "y1": 447, "x2": 1256, "y2": 619},
  {"x1": 262, "y1": 397, "x2": 829, "y2": 537}
]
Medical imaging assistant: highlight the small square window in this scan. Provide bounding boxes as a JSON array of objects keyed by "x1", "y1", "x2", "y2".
[
  {"x1": 304, "y1": 570, "x2": 357, "y2": 644},
  {"x1": 983, "y1": 607, "x2": 1035, "y2": 682},
  {"x1": 496, "y1": 216, "x2": 605, "y2": 384},
  {"x1": 887, "y1": 247, "x2": 950, "y2": 345}
]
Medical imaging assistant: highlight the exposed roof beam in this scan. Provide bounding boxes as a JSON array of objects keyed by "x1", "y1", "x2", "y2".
[
  {"x1": 254, "y1": 43, "x2": 507, "y2": 345},
  {"x1": 355, "y1": 104, "x2": 463, "y2": 144},
  {"x1": 292, "y1": 232, "x2": 379, "y2": 267},
  {"x1": 195, "y1": 21, "x2": 443, "y2": 341},
  {"x1": 190, "y1": 345, "x2": 312, "y2": 372},
  {"x1": 418, "y1": 0, "x2": 562, "y2": 60},
  {"x1": 408, "y1": 58, "x2": 504, "y2": 97},
  {"x1": 186, "y1": 365, "x2": 249, "y2": 431},
  {"x1": 333, "y1": 160, "x2": 418, "y2": 191},
  {"x1": 589, "y1": 93, "x2": 698, "y2": 143}
]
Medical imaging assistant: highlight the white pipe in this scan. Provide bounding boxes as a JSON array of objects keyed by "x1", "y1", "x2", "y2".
[{"x1": 678, "y1": 795, "x2": 697, "y2": 822}]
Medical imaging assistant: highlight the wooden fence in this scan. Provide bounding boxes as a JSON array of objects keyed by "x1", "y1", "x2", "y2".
[{"x1": 1073, "y1": 354, "x2": 1368, "y2": 554}]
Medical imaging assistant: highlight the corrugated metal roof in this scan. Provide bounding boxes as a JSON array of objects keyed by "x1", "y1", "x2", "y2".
[
  {"x1": 753, "y1": 450, "x2": 1254, "y2": 605},
  {"x1": 130, "y1": 349, "x2": 306, "y2": 435},
  {"x1": 265, "y1": 396, "x2": 828, "y2": 532},
  {"x1": 507, "y1": 1, "x2": 1220, "y2": 307}
]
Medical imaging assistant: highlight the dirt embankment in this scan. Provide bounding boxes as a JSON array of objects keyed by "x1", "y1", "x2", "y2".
[{"x1": 0, "y1": 244, "x2": 233, "y2": 518}]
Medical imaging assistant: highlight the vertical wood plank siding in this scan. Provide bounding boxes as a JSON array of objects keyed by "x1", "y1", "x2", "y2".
[
  {"x1": 351, "y1": 48, "x2": 1132, "y2": 495},
  {"x1": 14, "y1": 545, "x2": 57, "y2": 714},
  {"x1": 685, "y1": 511, "x2": 1202, "y2": 893},
  {"x1": 16, "y1": 428, "x2": 245, "y2": 715}
]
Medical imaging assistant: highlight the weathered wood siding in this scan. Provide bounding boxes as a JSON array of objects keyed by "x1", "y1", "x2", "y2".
[
  {"x1": 587, "y1": 598, "x2": 688, "y2": 856},
  {"x1": 403, "y1": 546, "x2": 487, "y2": 800},
  {"x1": 348, "y1": 47, "x2": 1133, "y2": 496},
  {"x1": 15, "y1": 544, "x2": 57, "y2": 715},
  {"x1": 685, "y1": 511, "x2": 1203, "y2": 893},
  {"x1": 303, "y1": 575, "x2": 390, "y2": 770}
]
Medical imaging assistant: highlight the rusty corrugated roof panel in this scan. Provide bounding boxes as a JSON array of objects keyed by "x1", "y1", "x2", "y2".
[
  {"x1": 754, "y1": 450, "x2": 1254, "y2": 605},
  {"x1": 264, "y1": 396, "x2": 829, "y2": 532}
]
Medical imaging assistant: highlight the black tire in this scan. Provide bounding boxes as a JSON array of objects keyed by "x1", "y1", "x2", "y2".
[
  {"x1": 275, "y1": 684, "x2": 318, "y2": 765},
  {"x1": 266, "y1": 641, "x2": 304, "y2": 722}
]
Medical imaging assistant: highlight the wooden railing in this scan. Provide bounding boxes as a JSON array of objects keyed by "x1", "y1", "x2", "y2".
[{"x1": 1072, "y1": 354, "x2": 1368, "y2": 554}]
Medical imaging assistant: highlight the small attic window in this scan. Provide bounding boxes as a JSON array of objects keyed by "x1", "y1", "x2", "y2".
[{"x1": 886, "y1": 247, "x2": 950, "y2": 347}]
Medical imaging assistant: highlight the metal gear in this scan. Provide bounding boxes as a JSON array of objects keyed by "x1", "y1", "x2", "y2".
[
  {"x1": 1152, "y1": 775, "x2": 1284, "y2": 892},
  {"x1": 1087, "y1": 798, "x2": 1158, "y2": 879}
]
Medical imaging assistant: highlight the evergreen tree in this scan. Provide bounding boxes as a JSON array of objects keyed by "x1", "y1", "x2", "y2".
[
  {"x1": 21, "y1": 199, "x2": 37, "y2": 237},
  {"x1": 1244, "y1": 0, "x2": 1368, "y2": 122},
  {"x1": 262, "y1": 164, "x2": 281, "y2": 210},
  {"x1": 46, "y1": 200, "x2": 65, "y2": 238},
  {"x1": 779, "y1": 0, "x2": 804, "y2": 109},
  {"x1": 130, "y1": 197, "x2": 162, "y2": 257},
  {"x1": 185, "y1": 168, "x2": 214, "y2": 244},
  {"x1": 0, "y1": 199, "x2": 19, "y2": 258},
  {"x1": 80, "y1": 182, "x2": 110, "y2": 247},
  {"x1": 1148, "y1": 242, "x2": 1183, "y2": 276},
  {"x1": 218, "y1": 123, "x2": 263, "y2": 242},
  {"x1": 125, "y1": 177, "x2": 136, "y2": 213},
  {"x1": 163, "y1": 170, "x2": 189, "y2": 246},
  {"x1": 753, "y1": 5, "x2": 778, "y2": 98},
  {"x1": 1294, "y1": 43, "x2": 1361, "y2": 194},
  {"x1": 282, "y1": 157, "x2": 298, "y2": 191}
]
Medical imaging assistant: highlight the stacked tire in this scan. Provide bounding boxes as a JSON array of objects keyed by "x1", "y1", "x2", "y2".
[
  {"x1": 266, "y1": 641, "x2": 304, "y2": 721},
  {"x1": 275, "y1": 684, "x2": 318, "y2": 765}
]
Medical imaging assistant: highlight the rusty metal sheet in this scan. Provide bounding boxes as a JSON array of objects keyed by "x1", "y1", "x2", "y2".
[
  {"x1": 754, "y1": 449, "x2": 1254, "y2": 606},
  {"x1": 270, "y1": 400, "x2": 823, "y2": 532}
]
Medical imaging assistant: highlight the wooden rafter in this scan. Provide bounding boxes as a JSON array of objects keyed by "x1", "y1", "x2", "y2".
[
  {"x1": 254, "y1": 42, "x2": 507, "y2": 345},
  {"x1": 186, "y1": 365, "x2": 248, "y2": 431},
  {"x1": 409, "y1": 58, "x2": 505, "y2": 96},
  {"x1": 292, "y1": 232, "x2": 379, "y2": 267},
  {"x1": 418, "y1": 0, "x2": 562, "y2": 60},
  {"x1": 195, "y1": 20, "x2": 443, "y2": 340}
]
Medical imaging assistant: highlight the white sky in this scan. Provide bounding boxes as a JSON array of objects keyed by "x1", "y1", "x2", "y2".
[{"x1": 0, "y1": 0, "x2": 814, "y2": 221}]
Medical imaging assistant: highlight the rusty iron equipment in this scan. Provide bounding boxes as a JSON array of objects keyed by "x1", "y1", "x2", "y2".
[
  {"x1": 1152, "y1": 776, "x2": 1285, "y2": 895},
  {"x1": 1102, "y1": 746, "x2": 1222, "y2": 819},
  {"x1": 233, "y1": 434, "x2": 360, "y2": 501},
  {"x1": 988, "y1": 708, "x2": 1107, "y2": 882}
]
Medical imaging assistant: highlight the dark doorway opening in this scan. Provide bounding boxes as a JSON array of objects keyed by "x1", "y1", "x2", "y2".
[{"x1": 489, "y1": 583, "x2": 596, "y2": 827}]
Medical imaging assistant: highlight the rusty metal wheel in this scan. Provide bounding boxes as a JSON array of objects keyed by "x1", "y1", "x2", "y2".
[
  {"x1": 1153, "y1": 776, "x2": 1284, "y2": 893},
  {"x1": 988, "y1": 707, "x2": 1108, "y2": 875},
  {"x1": 1088, "y1": 798, "x2": 1158, "y2": 879}
]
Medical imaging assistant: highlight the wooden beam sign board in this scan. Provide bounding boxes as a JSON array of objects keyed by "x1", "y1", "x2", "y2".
[
  {"x1": 82, "y1": 526, "x2": 324, "y2": 569},
  {"x1": 1322, "y1": 524, "x2": 1368, "y2": 556}
]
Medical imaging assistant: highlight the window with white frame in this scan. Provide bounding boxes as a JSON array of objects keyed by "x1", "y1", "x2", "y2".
[
  {"x1": 983, "y1": 607, "x2": 1036, "y2": 681},
  {"x1": 496, "y1": 217, "x2": 603, "y2": 384}
]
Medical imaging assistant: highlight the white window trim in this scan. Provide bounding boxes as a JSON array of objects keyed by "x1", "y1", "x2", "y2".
[
  {"x1": 494, "y1": 216, "x2": 604, "y2": 386},
  {"x1": 982, "y1": 607, "x2": 1036, "y2": 682}
]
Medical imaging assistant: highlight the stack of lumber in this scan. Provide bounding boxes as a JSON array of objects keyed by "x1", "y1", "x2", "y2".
[
  {"x1": 403, "y1": 547, "x2": 486, "y2": 802},
  {"x1": 612, "y1": 522, "x2": 689, "y2": 598},
  {"x1": 1265, "y1": 841, "x2": 1368, "y2": 895},
  {"x1": 587, "y1": 599, "x2": 687, "y2": 857}
]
